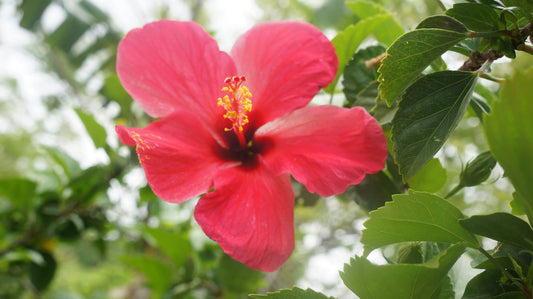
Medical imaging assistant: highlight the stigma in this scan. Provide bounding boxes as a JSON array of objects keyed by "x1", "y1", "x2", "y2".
[{"x1": 217, "y1": 76, "x2": 253, "y2": 133}]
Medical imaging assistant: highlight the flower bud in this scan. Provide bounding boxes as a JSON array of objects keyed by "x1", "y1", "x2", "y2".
[{"x1": 460, "y1": 151, "x2": 497, "y2": 187}]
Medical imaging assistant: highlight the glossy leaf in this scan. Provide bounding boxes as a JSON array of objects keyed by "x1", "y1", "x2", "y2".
[
  {"x1": 446, "y1": 3, "x2": 502, "y2": 31},
  {"x1": 392, "y1": 71, "x2": 478, "y2": 179},
  {"x1": 75, "y1": 108, "x2": 107, "y2": 149},
  {"x1": 341, "y1": 244, "x2": 465, "y2": 299},
  {"x1": 251, "y1": 287, "x2": 333, "y2": 299},
  {"x1": 484, "y1": 66, "x2": 533, "y2": 222},
  {"x1": 407, "y1": 158, "x2": 447, "y2": 193},
  {"x1": 361, "y1": 191, "x2": 478, "y2": 255},
  {"x1": 325, "y1": 13, "x2": 403, "y2": 94},
  {"x1": 459, "y1": 213, "x2": 533, "y2": 251},
  {"x1": 416, "y1": 15, "x2": 468, "y2": 32},
  {"x1": 378, "y1": 30, "x2": 468, "y2": 105}
]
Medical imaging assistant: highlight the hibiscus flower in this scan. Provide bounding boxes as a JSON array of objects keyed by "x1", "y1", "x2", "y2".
[{"x1": 116, "y1": 20, "x2": 387, "y2": 271}]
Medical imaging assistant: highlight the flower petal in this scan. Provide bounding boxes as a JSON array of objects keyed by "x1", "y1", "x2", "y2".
[
  {"x1": 116, "y1": 111, "x2": 229, "y2": 203},
  {"x1": 231, "y1": 22, "x2": 338, "y2": 126},
  {"x1": 194, "y1": 165, "x2": 295, "y2": 272},
  {"x1": 117, "y1": 20, "x2": 236, "y2": 122},
  {"x1": 256, "y1": 105, "x2": 387, "y2": 197}
]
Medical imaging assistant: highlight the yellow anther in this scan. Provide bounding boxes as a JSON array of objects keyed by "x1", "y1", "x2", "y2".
[{"x1": 217, "y1": 76, "x2": 253, "y2": 133}]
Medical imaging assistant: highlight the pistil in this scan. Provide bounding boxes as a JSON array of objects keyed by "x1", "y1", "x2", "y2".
[{"x1": 217, "y1": 76, "x2": 252, "y2": 148}]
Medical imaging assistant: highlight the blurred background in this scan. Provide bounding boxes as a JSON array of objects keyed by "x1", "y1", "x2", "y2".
[{"x1": 0, "y1": 0, "x2": 514, "y2": 298}]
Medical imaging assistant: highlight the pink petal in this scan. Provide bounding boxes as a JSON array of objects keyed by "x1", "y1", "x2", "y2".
[
  {"x1": 231, "y1": 22, "x2": 338, "y2": 126},
  {"x1": 194, "y1": 165, "x2": 295, "y2": 272},
  {"x1": 117, "y1": 20, "x2": 236, "y2": 124},
  {"x1": 256, "y1": 105, "x2": 387, "y2": 197},
  {"x1": 116, "y1": 111, "x2": 230, "y2": 203}
]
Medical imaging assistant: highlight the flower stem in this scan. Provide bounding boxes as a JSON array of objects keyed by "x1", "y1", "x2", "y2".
[{"x1": 445, "y1": 184, "x2": 464, "y2": 199}]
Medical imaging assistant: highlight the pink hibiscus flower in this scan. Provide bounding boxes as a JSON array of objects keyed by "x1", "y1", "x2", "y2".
[{"x1": 116, "y1": 20, "x2": 387, "y2": 271}]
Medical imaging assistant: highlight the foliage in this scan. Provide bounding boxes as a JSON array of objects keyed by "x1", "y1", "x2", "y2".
[{"x1": 2, "y1": 0, "x2": 533, "y2": 298}]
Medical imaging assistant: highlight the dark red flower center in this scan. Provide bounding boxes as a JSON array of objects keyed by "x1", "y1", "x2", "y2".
[{"x1": 214, "y1": 76, "x2": 273, "y2": 170}]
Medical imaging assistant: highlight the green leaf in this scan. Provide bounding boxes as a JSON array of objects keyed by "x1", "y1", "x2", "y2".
[
  {"x1": 407, "y1": 158, "x2": 447, "y2": 193},
  {"x1": 56, "y1": 214, "x2": 85, "y2": 241},
  {"x1": 474, "y1": 82, "x2": 498, "y2": 105},
  {"x1": 502, "y1": 0, "x2": 533, "y2": 13},
  {"x1": 18, "y1": 0, "x2": 52, "y2": 29},
  {"x1": 340, "y1": 244, "x2": 465, "y2": 299},
  {"x1": 100, "y1": 74, "x2": 132, "y2": 118},
  {"x1": 75, "y1": 109, "x2": 107, "y2": 149},
  {"x1": 313, "y1": 0, "x2": 353, "y2": 31},
  {"x1": 216, "y1": 254, "x2": 264, "y2": 295},
  {"x1": 0, "y1": 178, "x2": 37, "y2": 212},
  {"x1": 436, "y1": 275, "x2": 455, "y2": 299},
  {"x1": 46, "y1": 14, "x2": 90, "y2": 53},
  {"x1": 325, "y1": 13, "x2": 404, "y2": 94},
  {"x1": 462, "y1": 269, "x2": 523, "y2": 299},
  {"x1": 345, "y1": 0, "x2": 389, "y2": 19},
  {"x1": 342, "y1": 45, "x2": 385, "y2": 108},
  {"x1": 43, "y1": 146, "x2": 81, "y2": 178},
  {"x1": 416, "y1": 15, "x2": 468, "y2": 32},
  {"x1": 250, "y1": 286, "x2": 333, "y2": 299},
  {"x1": 378, "y1": 29, "x2": 468, "y2": 105},
  {"x1": 122, "y1": 255, "x2": 174, "y2": 296},
  {"x1": 469, "y1": 97, "x2": 491, "y2": 121},
  {"x1": 142, "y1": 227, "x2": 192, "y2": 267},
  {"x1": 484, "y1": 66, "x2": 533, "y2": 223},
  {"x1": 473, "y1": 243, "x2": 532, "y2": 271},
  {"x1": 349, "y1": 170, "x2": 400, "y2": 211},
  {"x1": 392, "y1": 71, "x2": 478, "y2": 179},
  {"x1": 29, "y1": 251, "x2": 57, "y2": 291},
  {"x1": 446, "y1": 3, "x2": 502, "y2": 32},
  {"x1": 361, "y1": 190, "x2": 478, "y2": 255},
  {"x1": 510, "y1": 192, "x2": 526, "y2": 216},
  {"x1": 344, "y1": 1, "x2": 404, "y2": 45},
  {"x1": 0, "y1": 248, "x2": 44, "y2": 265},
  {"x1": 459, "y1": 213, "x2": 533, "y2": 251},
  {"x1": 66, "y1": 165, "x2": 109, "y2": 203}
]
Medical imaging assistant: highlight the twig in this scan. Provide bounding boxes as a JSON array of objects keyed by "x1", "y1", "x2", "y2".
[{"x1": 459, "y1": 49, "x2": 503, "y2": 72}]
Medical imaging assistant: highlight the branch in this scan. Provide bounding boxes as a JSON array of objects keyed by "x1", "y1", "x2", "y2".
[
  {"x1": 0, "y1": 202, "x2": 80, "y2": 258},
  {"x1": 458, "y1": 49, "x2": 503, "y2": 71}
]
